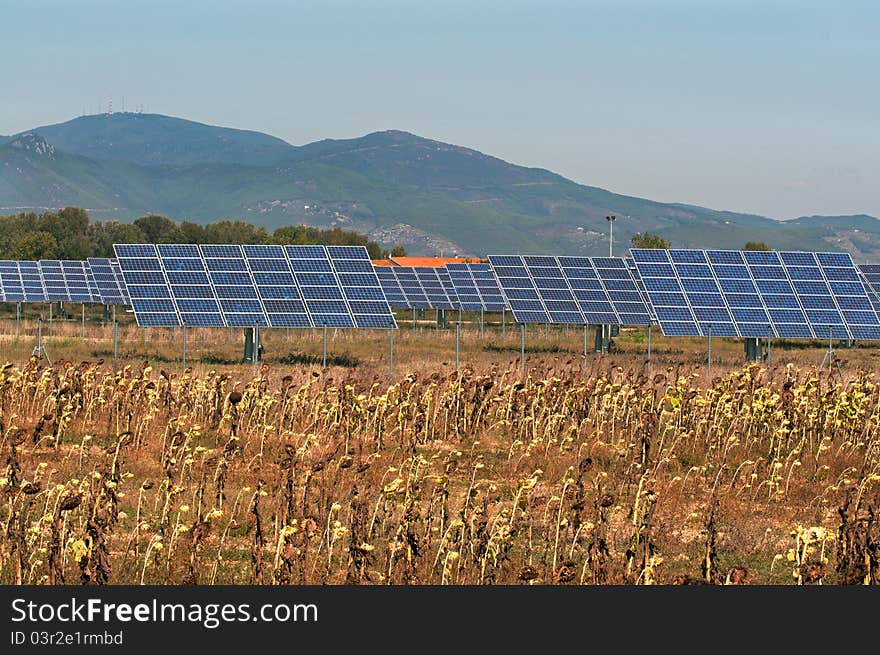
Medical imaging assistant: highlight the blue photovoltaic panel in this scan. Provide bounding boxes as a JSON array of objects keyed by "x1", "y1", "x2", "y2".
[
  {"x1": 705, "y1": 250, "x2": 775, "y2": 338},
  {"x1": 522, "y1": 255, "x2": 584, "y2": 323},
  {"x1": 87, "y1": 258, "x2": 128, "y2": 305},
  {"x1": 470, "y1": 264, "x2": 508, "y2": 312},
  {"x1": 19, "y1": 261, "x2": 46, "y2": 302},
  {"x1": 113, "y1": 244, "x2": 180, "y2": 326},
  {"x1": 84, "y1": 262, "x2": 102, "y2": 302},
  {"x1": 390, "y1": 267, "x2": 432, "y2": 309},
  {"x1": 557, "y1": 256, "x2": 617, "y2": 324},
  {"x1": 201, "y1": 244, "x2": 267, "y2": 327},
  {"x1": 776, "y1": 251, "x2": 848, "y2": 340},
  {"x1": 242, "y1": 245, "x2": 312, "y2": 328},
  {"x1": 630, "y1": 250, "x2": 701, "y2": 336},
  {"x1": 38, "y1": 260, "x2": 68, "y2": 302},
  {"x1": 158, "y1": 244, "x2": 226, "y2": 327},
  {"x1": 327, "y1": 245, "x2": 396, "y2": 329},
  {"x1": 61, "y1": 260, "x2": 98, "y2": 303},
  {"x1": 668, "y1": 250, "x2": 738, "y2": 337},
  {"x1": 285, "y1": 245, "x2": 354, "y2": 328},
  {"x1": 445, "y1": 263, "x2": 484, "y2": 311},
  {"x1": 111, "y1": 260, "x2": 130, "y2": 303},
  {"x1": 0, "y1": 260, "x2": 24, "y2": 302},
  {"x1": 437, "y1": 268, "x2": 459, "y2": 310},
  {"x1": 590, "y1": 257, "x2": 653, "y2": 326},
  {"x1": 374, "y1": 265, "x2": 409, "y2": 308},
  {"x1": 811, "y1": 252, "x2": 880, "y2": 340},
  {"x1": 413, "y1": 267, "x2": 456, "y2": 310},
  {"x1": 487, "y1": 255, "x2": 550, "y2": 323},
  {"x1": 739, "y1": 250, "x2": 813, "y2": 339}
]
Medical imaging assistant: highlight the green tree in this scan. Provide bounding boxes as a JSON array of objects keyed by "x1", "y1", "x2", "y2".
[
  {"x1": 179, "y1": 221, "x2": 206, "y2": 244},
  {"x1": 39, "y1": 207, "x2": 92, "y2": 259},
  {"x1": 744, "y1": 241, "x2": 772, "y2": 251},
  {"x1": 630, "y1": 232, "x2": 671, "y2": 249},
  {"x1": 390, "y1": 245, "x2": 407, "y2": 257},
  {"x1": 12, "y1": 231, "x2": 58, "y2": 260},
  {"x1": 133, "y1": 214, "x2": 184, "y2": 243},
  {"x1": 202, "y1": 220, "x2": 268, "y2": 244},
  {"x1": 89, "y1": 221, "x2": 145, "y2": 257}
]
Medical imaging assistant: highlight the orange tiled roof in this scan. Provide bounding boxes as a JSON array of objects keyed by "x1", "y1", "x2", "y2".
[{"x1": 388, "y1": 256, "x2": 484, "y2": 267}]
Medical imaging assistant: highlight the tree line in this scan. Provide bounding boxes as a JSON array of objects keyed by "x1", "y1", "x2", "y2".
[
  {"x1": 630, "y1": 232, "x2": 771, "y2": 251},
  {"x1": 0, "y1": 207, "x2": 406, "y2": 261}
]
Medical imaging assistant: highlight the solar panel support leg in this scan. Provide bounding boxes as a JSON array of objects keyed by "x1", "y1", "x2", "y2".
[
  {"x1": 647, "y1": 326, "x2": 652, "y2": 372},
  {"x1": 182, "y1": 324, "x2": 187, "y2": 369},
  {"x1": 502, "y1": 309, "x2": 506, "y2": 338},
  {"x1": 455, "y1": 322, "x2": 460, "y2": 372},
  {"x1": 766, "y1": 328, "x2": 771, "y2": 365},
  {"x1": 82, "y1": 304, "x2": 85, "y2": 339},
  {"x1": 113, "y1": 320, "x2": 118, "y2": 366},
  {"x1": 16, "y1": 302, "x2": 21, "y2": 337},
  {"x1": 32, "y1": 318, "x2": 51, "y2": 366},
  {"x1": 413, "y1": 308, "x2": 416, "y2": 331},
  {"x1": 480, "y1": 309, "x2": 484, "y2": 338},
  {"x1": 253, "y1": 325, "x2": 260, "y2": 376},
  {"x1": 49, "y1": 304, "x2": 53, "y2": 337},
  {"x1": 520, "y1": 323, "x2": 526, "y2": 377}
]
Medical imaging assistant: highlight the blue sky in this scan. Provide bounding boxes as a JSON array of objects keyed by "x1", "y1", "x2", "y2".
[{"x1": 2, "y1": 0, "x2": 877, "y2": 219}]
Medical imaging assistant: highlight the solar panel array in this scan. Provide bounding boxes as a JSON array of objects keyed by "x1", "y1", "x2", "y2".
[
  {"x1": 488, "y1": 255, "x2": 652, "y2": 325},
  {"x1": 374, "y1": 265, "x2": 408, "y2": 308},
  {"x1": 0, "y1": 261, "x2": 44, "y2": 302},
  {"x1": 114, "y1": 244, "x2": 396, "y2": 329},
  {"x1": 631, "y1": 249, "x2": 880, "y2": 340},
  {"x1": 87, "y1": 258, "x2": 130, "y2": 305}
]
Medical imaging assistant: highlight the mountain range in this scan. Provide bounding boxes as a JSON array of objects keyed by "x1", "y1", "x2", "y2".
[{"x1": 2, "y1": 112, "x2": 879, "y2": 259}]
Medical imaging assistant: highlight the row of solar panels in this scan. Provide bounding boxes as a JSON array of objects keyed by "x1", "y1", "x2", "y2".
[
  {"x1": 5, "y1": 246, "x2": 880, "y2": 342},
  {"x1": 113, "y1": 244, "x2": 398, "y2": 329},
  {"x1": 0, "y1": 258, "x2": 128, "y2": 305}
]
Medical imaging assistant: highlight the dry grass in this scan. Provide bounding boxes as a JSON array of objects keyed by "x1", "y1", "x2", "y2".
[{"x1": 1, "y1": 309, "x2": 879, "y2": 585}]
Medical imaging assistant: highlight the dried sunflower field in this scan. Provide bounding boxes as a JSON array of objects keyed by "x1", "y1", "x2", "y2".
[{"x1": 2, "y1": 338, "x2": 879, "y2": 587}]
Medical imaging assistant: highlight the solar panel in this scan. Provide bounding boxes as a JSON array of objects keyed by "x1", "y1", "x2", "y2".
[
  {"x1": 668, "y1": 249, "x2": 739, "y2": 337},
  {"x1": 114, "y1": 244, "x2": 180, "y2": 326},
  {"x1": 629, "y1": 250, "x2": 701, "y2": 336},
  {"x1": 242, "y1": 244, "x2": 312, "y2": 328},
  {"x1": 157, "y1": 244, "x2": 227, "y2": 327},
  {"x1": 285, "y1": 245, "x2": 354, "y2": 328},
  {"x1": 811, "y1": 252, "x2": 880, "y2": 340},
  {"x1": 773, "y1": 251, "x2": 847, "y2": 339},
  {"x1": 87, "y1": 258, "x2": 128, "y2": 305},
  {"x1": 470, "y1": 264, "x2": 508, "y2": 312},
  {"x1": 521, "y1": 255, "x2": 584, "y2": 323},
  {"x1": 390, "y1": 267, "x2": 432, "y2": 309},
  {"x1": 487, "y1": 255, "x2": 551, "y2": 323},
  {"x1": 436, "y1": 268, "x2": 459, "y2": 310},
  {"x1": 705, "y1": 250, "x2": 775, "y2": 338},
  {"x1": 374, "y1": 265, "x2": 409, "y2": 308},
  {"x1": 445, "y1": 264, "x2": 484, "y2": 311},
  {"x1": 61, "y1": 260, "x2": 99, "y2": 303},
  {"x1": 738, "y1": 250, "x2": 813, "y2": 339},
  {"x1": 38, "y1": 260, "x2": 68, "y2": 302},
  {"x1": 563, "y1": 257, "x2": 653, "y2": 326},
  {"x1": 327, "y1": 246, "x2": 396, "y2": 329},
  {"x1": 0, "y1": 260, "x2": 24, "y2": 302},
  {"x1": 199, "y1": 244, "x2": 267, "y2": 327},
  {"x1": 111, "y1": 260, "x2": 130, "y2": 304},
  {"x1": 413, "y1": 267, "x2": 456, "y2": 310},
  {"x1": 19, "y1": 261, "x2": 46, "y2": 302}
]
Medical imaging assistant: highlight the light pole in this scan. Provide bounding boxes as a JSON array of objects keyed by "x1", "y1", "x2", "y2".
[
  {"x1": 604, "y1": 215, "x2": 617, "y2": 351},
  {"x1": 606, "y1": 215, "x2": 617, "y2": 257}
]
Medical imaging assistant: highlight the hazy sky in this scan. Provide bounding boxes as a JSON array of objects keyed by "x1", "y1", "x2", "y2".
[{"x1": 2, "y1": 0, "x2": 877, "y2": 219}]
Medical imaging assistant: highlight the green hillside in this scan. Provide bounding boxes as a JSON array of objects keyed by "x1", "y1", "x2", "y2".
[
  {"x1": 30, "y1": 113, "x2": 294, "y2": 166},
  {"x1": 1, "y1": 113, "x2": 879, "y2": 258}
]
